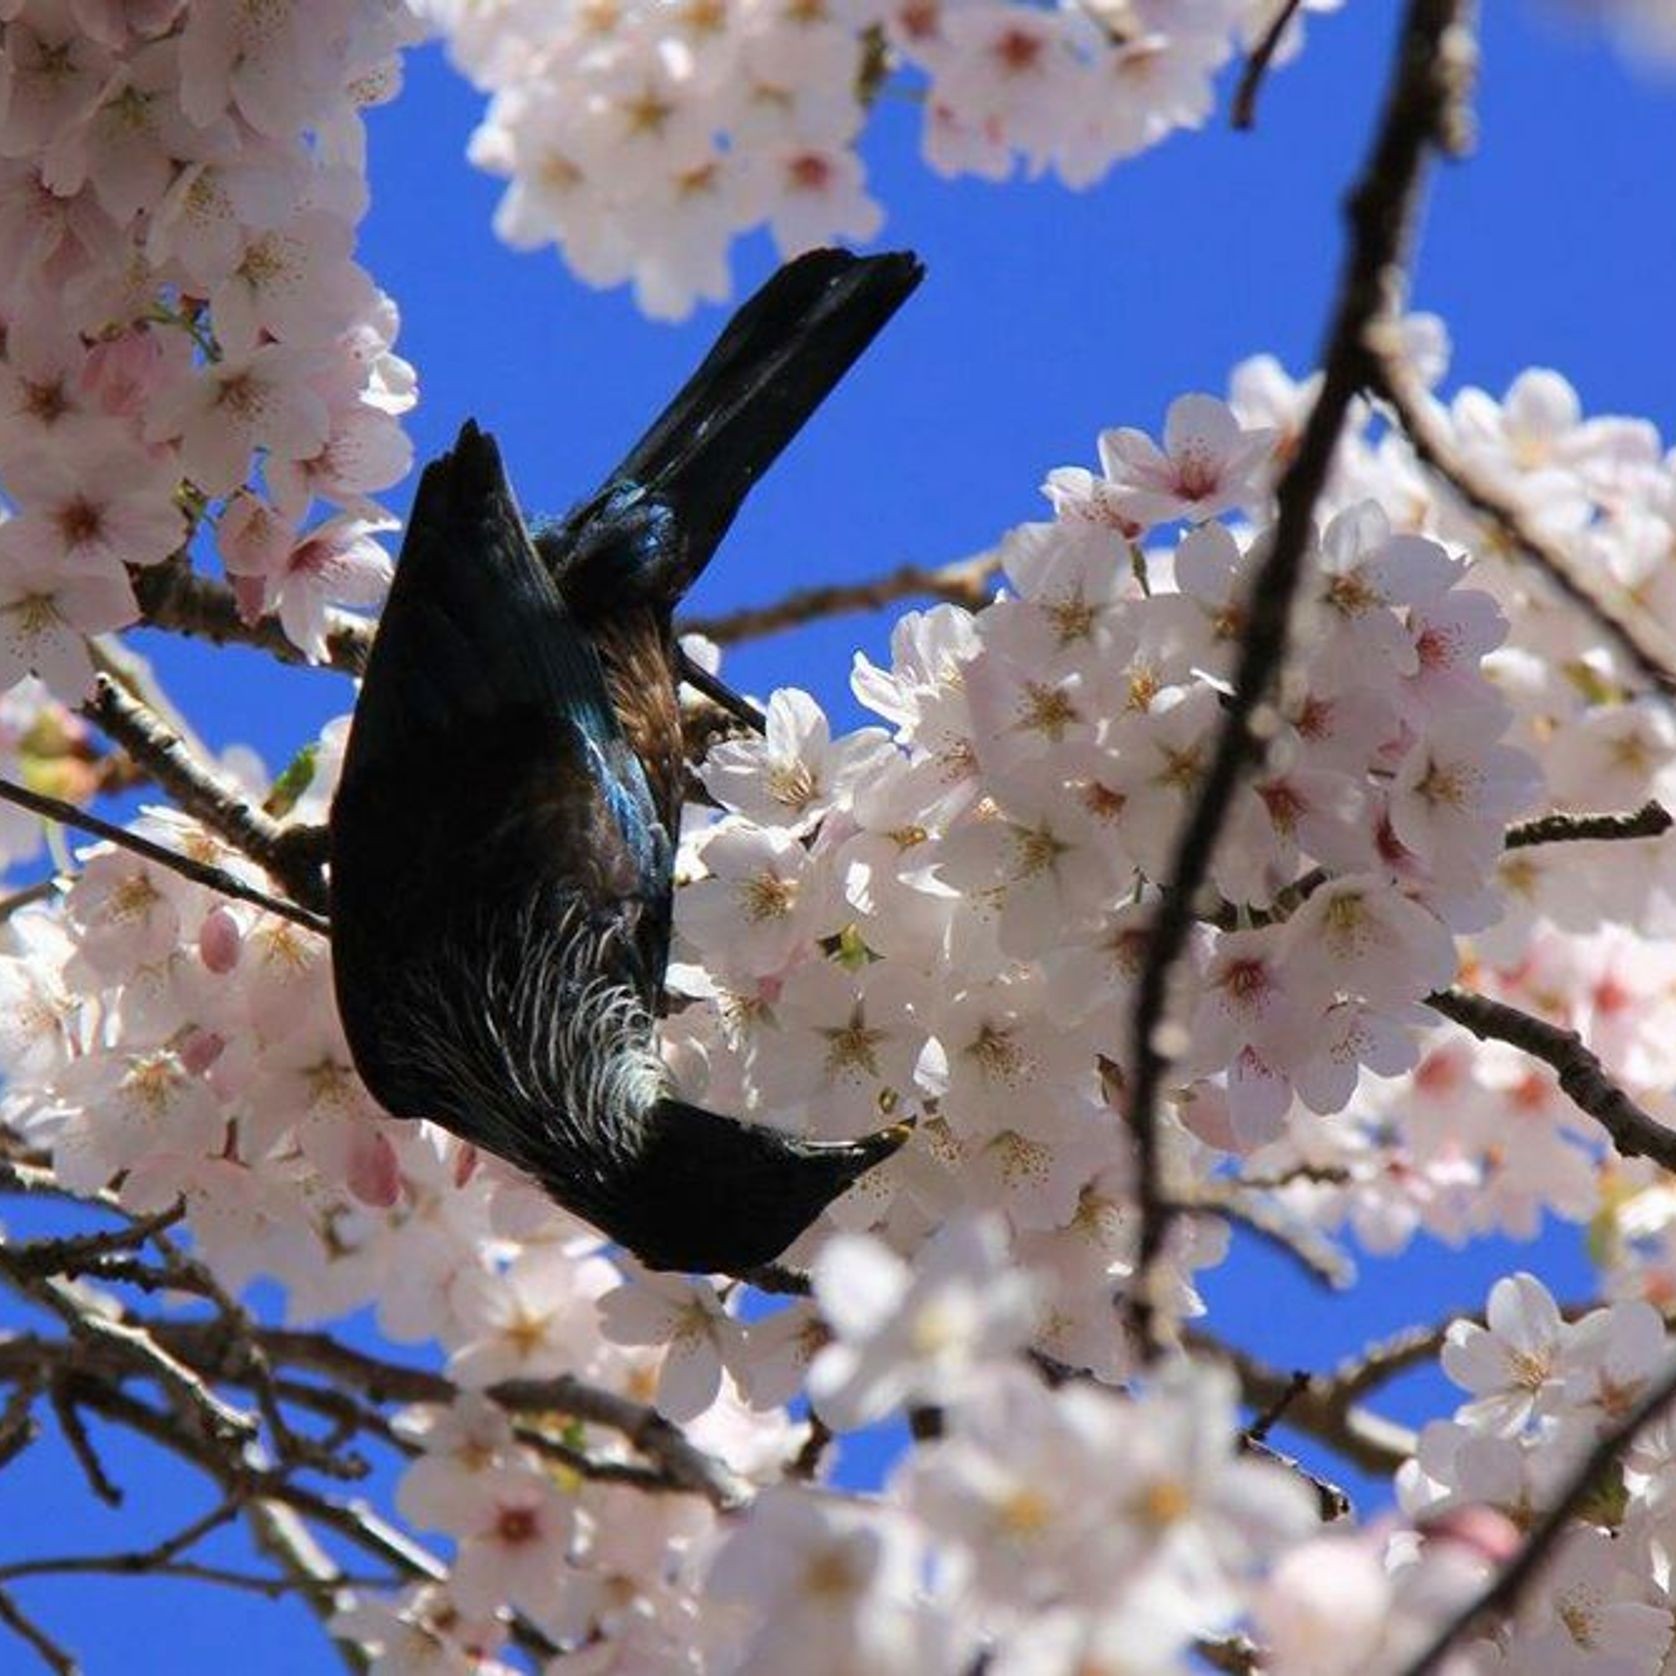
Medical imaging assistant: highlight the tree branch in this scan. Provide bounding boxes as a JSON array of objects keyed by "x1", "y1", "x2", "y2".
[
  {"x1": 1184, "y1": 1331, "x2": 1419, "y2": 1477},
  {"x1": 0, "y1": 774, "x2": 329, "y2": 937},
  {"x1": 1504, "y1": 800, "x2": 1672, "y2": 850},
  {"x1": 1231, "y1": 0, "x2": 1307, "y2": 130},
  {"x1": 1367, "y1": 329, "x2": 1676, "y2": 703},
  {"x1": 131, "y1": 559, "x2": 370, "y2": 677},
  {"x1": 1126, "y1": 0, "x2": 1476, "y2": 1354},
  {"x1": 0, "y1": 1586, "x2": 76, "y2": 1676},
  {"x1": 83, "y1": 676, "x2": 328, "y2": 914},
  {"x1": 1426, "y1": 984, "x2": 1676, "y2": 1173},
  {"x1": 678, "y1": 550, "x2": 1000, "y2": 646}
]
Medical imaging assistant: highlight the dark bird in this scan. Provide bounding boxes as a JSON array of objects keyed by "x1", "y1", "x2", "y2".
[{"x1": 330, "y1": 249, "x2": 922, "y2": 1273}]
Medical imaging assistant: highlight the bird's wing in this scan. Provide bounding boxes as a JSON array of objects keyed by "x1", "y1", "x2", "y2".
[
  {"x1": 331, "y1": 421, "x2": 672, "y2": 1117},
  {"x1": 540, "y1": 248, "x2": 925, "y2": 615}
]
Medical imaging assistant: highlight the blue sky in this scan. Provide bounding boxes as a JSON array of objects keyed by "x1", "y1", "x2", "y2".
[{"x1": 8, "y1": 4, "x2": 1676, "y2": 1669}]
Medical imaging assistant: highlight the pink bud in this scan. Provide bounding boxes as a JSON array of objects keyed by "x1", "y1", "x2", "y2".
[
  {"x1": 1418, "y1": 1503, "x2": 1523, "y2": 1567},
  {"x1": 347, "y1": 1131, "x2": 402, "y2": 1209},
  {"x1": 455, "y1": 1143, "x2": 480, "y2": 1188},
  {"x1": 199, "y1": 906, "x2": 243, "y2": 973},
  {"x1": 178, "y1": 1027, "x2": 226, "y2": 1076}
]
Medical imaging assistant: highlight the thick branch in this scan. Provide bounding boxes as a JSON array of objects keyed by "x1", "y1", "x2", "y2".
[
  {"x1": 1504, "y1": 800, "x2": 1672, "y2": 849},
  {"x1": 1126, "y1": 0, "x2": 1475, "y2": 1352},
  {"x1": 131, "y1": 559, "x2": 370, "y2": 677}
]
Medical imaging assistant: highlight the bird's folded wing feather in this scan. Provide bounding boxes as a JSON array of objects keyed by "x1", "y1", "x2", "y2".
[{"x1": 331, "y1": 421, "x2": 672, "y2": 1117}]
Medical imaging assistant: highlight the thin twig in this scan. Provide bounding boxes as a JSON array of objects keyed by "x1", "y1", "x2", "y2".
[
  {"x1": 675, "y1": 650, "x2": 766, "y2": 733},
  {"x1": 1126, "y1": 0, "x2": 1475, "y2": 1356},
  {"x1": 48, "y1": 1382, "x2": 124, "y2": 1508},
  {"x1": 1426, "y1": 985, "x2": 1676, "y2": 1173},
  {"x1": 1186, "y1": 1184, "x2": 1354, "y2": 1289},
  {"x1": 0, "y1": 1498, "x2": 243, "y2": 1589},
  {"x1": 0, "y1": 1266, "x2": 256, "y2": 1448},
  {"x1": 146, "y1": 1324, "x2": 756, "y2": 1512},
  {"x1": 679, "y1": 551, "x2": 1000, "y2": 646},
  {"x1": 0, "y1": 880, "x2": 60, "y2": 921},
  {"x1": 1243, "y1": 1432, "x2": 1351, "y2": 1522},
  {"x1": 0, "y1": 774, "x2": 328, "y2": 936},
  {"x1": 0, "y1": 1586, "x2": 76, "y2": 1676},
  {"x1": 88, "y1": 634, "x2": 213, "y2": 764},
  {"x1": 5, "y1": 1202, "x2": 186, "y2": 1282},
  {"x1": 84, "y1": 676, "x2": 328, "y2": 913},
  {"x1": 1244, "y1": 1368, "x2": 1311, "y2": 1445},
  {"x1": 1231, "y1": 0, "x2": 1307, "y2": 129},
  {"x1": 242, "y1": 1502, "x2": 367, "y2": 1676},
  {"x1": 1368, "y1": 328, "x2": 1676, "y2": 703},
  {"x1": 0, "y1": 1372, "x2": 41, "y2": 1472},
  {"x1": 1397, "y1": 1350, "x2": 1676, "y2": 1676},
  {"x1": 1184, "y1": 1331, "x2": 1418, "y2": 1477}
]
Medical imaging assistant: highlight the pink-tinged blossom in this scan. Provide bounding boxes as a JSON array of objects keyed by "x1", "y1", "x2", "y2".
[
  {"x1": 920, "y1": 979, "x2": 1095, "y2": 1137},
  {"x1": 266, "y1": 398, "x2": 415, "y2": 522},
  {"x1": 746, "y1": 958, "x2": 927, "y2": 1138},
  {"x1": 807, "y1": 1215, "x2": 1037, "y2": 1429},
  {"x1": 49, "y1": 1046, "x2": 226, "y2": 1196},
  {"x1": 211, "y1": 209, "x2": 376, "y2": 355},
  {"x1": 1057, "y1": 394, "x2": 1276, "y2": 531},
  {"x1": 1386, "y1": 705, "x2": 1542, "y2": 888},
  {"x1": 0, "y1": 15, "x2": 114, "y2": 160},
  {"x1": 1501, "y1": 1525, "x2": 1673, "y2": 1673},
  {"x1": 1309, "y1": 501, "x2": 1459, "y2": 689},
  {"x1": 935, "y1": 766, "x2": 1125, "y2": 960},
  {"x1": 448, "y1": 1242, "x2": 620, "y2": 1388},
  {"x1": 50, "y1": 37, "x2": 239, "y2": 223},
  {"x1": 1031, "y1": 1360, "x2": 1318, "y2": 1624},
  {"x1": 1254, "y1": 1533, "x2": 1394, "y2": 1676},
  {"x1": 763, "y1": 145, "x2": 878, "y2": 261},
  {"x1": 330, "y1": 1584, "x2": 511, "y2": 1676},
  {"x1": 1282, "y1": 875, "x2": 1459, "y2": 1009},
  {"x1": 175, "y1": 0, "x2": 343, "y2": 138},
  {"x1": 395, "y1": 1395, "x2": 519, "y2": 1533},
  {"x1": 79, "y1": 320, "x2": 194, "y2": 421},
  {"x1": 145, "y1": 341, "x2": 332, "y2": 498},
  {"x1": 1558, "y1": 1297, "x2": 1666, "y2": 1427},
  {"x1": 0, "y1": 310, "x2": 96, "y2": 447},
  {"x1": 266, "y1": 514, "x2": 394, "y2": 661},
  {"x1": 4, "y1": 440, "x2": 186, "y2": 573},
  {"x1": 448, "y1": 1464, "x2": 579, "y2": 1620}
]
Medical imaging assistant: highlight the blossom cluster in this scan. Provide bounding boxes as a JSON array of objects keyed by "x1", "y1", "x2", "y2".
[
  {"x1": 1392, "y1": 1271, "x2": 1676, "y2": 1672},
  {"x1": 0, "y1": 1, "x2": 419, "y2": 687},
  {"x1": 660, "y1": 381, "x2": 1546, "y2": 1373},
  {"x1": 426, "y1": 0, "x2": 1339, "y2": 318},
  {"x1": 9, "y1": 335, "x2": 1676, "y2": 1666}
]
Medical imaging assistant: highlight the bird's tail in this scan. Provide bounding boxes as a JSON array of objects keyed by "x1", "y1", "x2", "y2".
[{"x1": 541, "y1": 248, "x2": 923, "y2": 614}]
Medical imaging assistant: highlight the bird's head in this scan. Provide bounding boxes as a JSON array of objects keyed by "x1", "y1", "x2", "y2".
[{"x1": 599, "y1": 1099, "x2": 912, "y2": 1274}]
